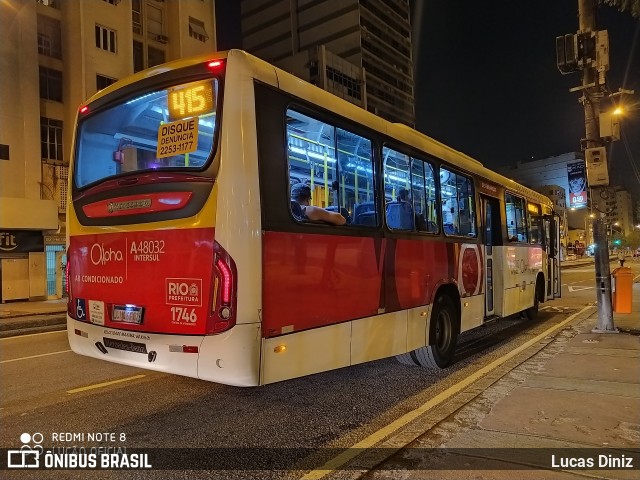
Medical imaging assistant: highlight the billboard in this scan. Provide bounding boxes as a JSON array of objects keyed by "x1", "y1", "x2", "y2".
[{"x1": 567, "y1": 160, "x2": 587, "y2": 208}]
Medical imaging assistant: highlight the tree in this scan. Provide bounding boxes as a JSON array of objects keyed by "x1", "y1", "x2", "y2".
[{"x1": 599, "y1": 0, "x2": 640, "y2": 17}]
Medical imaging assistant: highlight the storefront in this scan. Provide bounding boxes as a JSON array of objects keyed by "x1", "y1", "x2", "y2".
[{"x1": 0, "y1": 230, "x2": 65, "y2": 302}]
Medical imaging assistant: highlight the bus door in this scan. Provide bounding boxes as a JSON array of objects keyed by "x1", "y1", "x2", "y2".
[
  {"x1": 543, "y1": 214, "x2": 562, "y2": 299},
  {"x1": 481, "y1": 195, "x2": 501, "y2": 317}
]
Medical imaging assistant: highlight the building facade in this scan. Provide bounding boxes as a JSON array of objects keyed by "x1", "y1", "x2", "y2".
[
  {"x1": 240, "y1": 0, "x2": 415, "y2": 126},
  {"x1": 0, "y1": 0, "x2": 216, "y2": 302}
]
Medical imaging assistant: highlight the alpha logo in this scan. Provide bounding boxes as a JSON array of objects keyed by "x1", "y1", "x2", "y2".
[
  {"x1": 90, "y1": 243, "x2": 124, "y2": 266},
  {"x1": 166, "y1": 278, "x2": 202, "y2": 306}
]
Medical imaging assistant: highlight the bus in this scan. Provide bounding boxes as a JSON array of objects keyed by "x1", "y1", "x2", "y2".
[{"x1": 66, "y1": 50, "x2": 561, "y2": 387}]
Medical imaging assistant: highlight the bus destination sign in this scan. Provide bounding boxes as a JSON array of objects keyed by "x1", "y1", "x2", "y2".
[{"x1": 167, "y1": 80, "x2": 214, "y2": 121}]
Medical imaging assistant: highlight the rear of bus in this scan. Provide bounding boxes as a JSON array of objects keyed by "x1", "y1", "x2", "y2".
[{"x1": 66, "y1": 53, "x2": 261, "y2": 386}]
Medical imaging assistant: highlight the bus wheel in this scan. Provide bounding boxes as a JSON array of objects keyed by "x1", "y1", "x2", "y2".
[
  {"x1": 414, "y1": 295, "x2": 458, "y2": 368},
  {"x1": 395, "y1": 352, "x2": 419, "y2": 366},
  {"x1": 526, "y1": 277, "x2": 544, "y2": 321}
]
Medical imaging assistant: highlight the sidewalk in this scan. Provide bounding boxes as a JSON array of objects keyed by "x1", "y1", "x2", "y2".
[
  {"x1": 351, "y1": 283, "x2": 640, "y2": 479},
  {"x1": 0, "y1": 298, "x2": 67, "y2": 338}
]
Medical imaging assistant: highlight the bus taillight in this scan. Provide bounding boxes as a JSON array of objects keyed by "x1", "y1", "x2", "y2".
[
  {"x1": 207, "y1": 60, "x2": 224, "y2": 70},
  {"x1": 209, "y1": 242, "x2": 237, "y2": 334}
]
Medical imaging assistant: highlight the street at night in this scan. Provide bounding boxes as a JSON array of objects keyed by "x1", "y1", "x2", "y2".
[{"x1": 2, "y1": 260, "x2": 639, "y2": 479}]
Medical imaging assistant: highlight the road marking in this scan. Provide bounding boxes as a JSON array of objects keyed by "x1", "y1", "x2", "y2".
[
  {"x1": 0, "y1": 329, "x2": 67, "y2": 341},
  {"x1": 66, "y1": 374, "x2": 147, "y2": 394},
  {"x1": 0, "y1": 349, "x2": 72, "y2": 364},
  {"x1": 568, "y1": 285, "x2": 594, "y2": 292},
  {"x1": 300, "y1": 304, "x2": 595, "y2": 480}
]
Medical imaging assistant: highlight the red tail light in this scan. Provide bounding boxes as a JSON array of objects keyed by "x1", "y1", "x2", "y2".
[
  {"x1": 207, "y1": 60, "x2": 224, "y2": 70},
  {"x1": 208, "y1": 242, "x2": 237, "y2": 334}
]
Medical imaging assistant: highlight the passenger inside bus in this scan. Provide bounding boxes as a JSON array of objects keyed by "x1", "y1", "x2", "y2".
[
  {"x1": 386, "y1": 188, "x2": 414, "y2": 230},
  {"x1": 291, "y1": 183, "x2": 346, "y2": 225}
]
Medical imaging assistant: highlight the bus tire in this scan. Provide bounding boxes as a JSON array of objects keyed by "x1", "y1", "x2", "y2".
[
  {"x1": 395, "y1": 352, "x2": 419, "y2": 366},
  {"x1": 526, "y1": 277, "x2": 544, "y2": 321},
  {"x1": 414, "y1": 295, "x2": 459, "y2": 369}
]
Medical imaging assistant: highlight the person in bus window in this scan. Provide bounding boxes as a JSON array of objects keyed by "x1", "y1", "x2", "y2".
[{"x1": 291, "y1": 183, "x2": 346, "y2": 226}]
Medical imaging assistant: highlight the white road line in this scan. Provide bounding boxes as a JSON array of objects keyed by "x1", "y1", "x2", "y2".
[
  {"x1": 0, "y1": 349, "x2": 72, "y2": 364},
  {"x1": 66, "y1": 374, "x2": 147, "y2": 394},
  {"x1": 0, "y1": 329, "x2": 67, "y2": 341},
  {"x1": 300, "y1": 304, "x2": 595, "y2": 480}
]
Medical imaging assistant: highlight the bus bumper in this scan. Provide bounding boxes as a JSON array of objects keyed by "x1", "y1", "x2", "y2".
[{"x1": 67, "y1": 317, "x2": 262, "y2": 387}]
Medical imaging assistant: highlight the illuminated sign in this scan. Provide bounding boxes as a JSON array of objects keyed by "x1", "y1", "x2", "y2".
[
  {"x1": 567, "y1": 160, "x2": 587, "y2": 209},
  {"x1": 167, "y1": 80, "x2": 214, "y2": 121}
]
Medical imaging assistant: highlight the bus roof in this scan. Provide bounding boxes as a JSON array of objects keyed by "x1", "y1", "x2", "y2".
[{"x1": 83, "y1": 49, "x2": 552, "y2": 209}]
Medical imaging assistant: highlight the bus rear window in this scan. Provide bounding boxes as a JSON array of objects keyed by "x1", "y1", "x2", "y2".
[{"x1": 74, "y1": 78, "x2": 219, "y2": 188}]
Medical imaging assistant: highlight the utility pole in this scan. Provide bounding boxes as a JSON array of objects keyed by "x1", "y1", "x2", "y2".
[
  {"x1": 557, "y1": 0, "x2": 622, "y2": 331},
  {"x1": 577, "y1": 0, "x2": 617, "y2": 333}
]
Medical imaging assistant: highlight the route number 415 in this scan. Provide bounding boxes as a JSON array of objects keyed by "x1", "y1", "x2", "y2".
[{"x1": 170, "y1": 306, "x2": 197, "y2": 323}]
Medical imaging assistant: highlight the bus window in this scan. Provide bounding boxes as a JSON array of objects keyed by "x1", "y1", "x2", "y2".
[
  {"x1": 505, "y1": 193, "x2": 528, "y2": 242},
  {"x1": 336, "y1": 128, "x2": 375, "y2": 226},
  {"x1": 440, "y1": 168, "x2": 476, "y2": 237},
  {"x1": 75, "y1": 78, "x2": 218, "y2": 189},
  {"x1": 286, "y1": 109, "x2": 376, "y2": 225},
  {"x1": 411, "y1": 159, "x2": 439, "y2": 233},
  {"x1": 286, "y1": 110, "x2": 337, "y2": 212},
  {"x1": 383, "y1": 147, "x2": 412, "y2": 230},
  {"x1": 527, "y1": 203, "x2": 542, "y2": 244}
]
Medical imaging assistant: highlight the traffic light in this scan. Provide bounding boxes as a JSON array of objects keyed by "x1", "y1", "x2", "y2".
[{"x1": 613, "y1": 239, "x2": 621, "y2": 246}]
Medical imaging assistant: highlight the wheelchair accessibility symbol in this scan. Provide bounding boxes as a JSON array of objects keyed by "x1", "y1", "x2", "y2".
[{"x1": 76, "y1": 299, "x2": 87, "y2": 320}]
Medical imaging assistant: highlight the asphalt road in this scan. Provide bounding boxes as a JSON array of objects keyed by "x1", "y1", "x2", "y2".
[{"x1": 1, "y1": 260, "x2": 636, "y2": 480}]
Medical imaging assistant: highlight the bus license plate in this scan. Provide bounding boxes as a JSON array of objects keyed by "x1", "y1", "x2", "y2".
[{"x1": 112, "y1": 305, "x2": 144, "y2": 324}]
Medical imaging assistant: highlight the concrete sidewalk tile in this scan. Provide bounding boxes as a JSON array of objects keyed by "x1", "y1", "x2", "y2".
[
  {"x1": 480, "y1": 387, "x2": 640, "y2": 448},
  {"x1": 534, "y1": 352, "x2": 640, "y2": 384},
  {"x1": 564, "y1": 346, "x2": 639, "y2": 358},
  {"x1": 567, "y1": 332, "x2": 640, "y2": 350},
  {"x1": 523, "y1": 375, "x2": 640, "y2": 398}
]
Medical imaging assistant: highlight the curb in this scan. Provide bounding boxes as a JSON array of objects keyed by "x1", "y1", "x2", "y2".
[{"x1": 0, "y1": 314, "x2": 67, "y2": 338}]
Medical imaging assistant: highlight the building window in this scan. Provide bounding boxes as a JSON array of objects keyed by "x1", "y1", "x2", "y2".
[
  {"x1": 188, "y1": 17, "x2": 208, "y2": 42},
  {"x1": 37, "y1": 0, "x2": 59, "y2": 8},
  {"x1": 95, "y1": 24, "x2": 117, "y2": 53},
  {"x1": 102, "y1": 0, "x2": 119, "y2": 4},
  {"x1": 147, "y1": 4, "x2": 164, "y2": 40},
  {"x1": 133, "y1": 40, "x2": 144, "y2": 72},
  {"x1": 96, "y1": 74, "x2": 117, "y2": 91},
  {"x1": 37, "y1": 15, "x2": 62, "y2": 58},
  {"x1": 132, "y1": 0, "x2": 142, "y2": 34},
  {"x1": 39, "y1": 66, "x2": 63, "y2": 102},
  {"x1": 40, "y1": 117, "x2": 63, "y2": 162},
  {"x1": 0, "y1": 144, "x2": 9, "y2": 160},
  {"x1": 147, "y1": 46, "x2": 165, "y2": 67}
]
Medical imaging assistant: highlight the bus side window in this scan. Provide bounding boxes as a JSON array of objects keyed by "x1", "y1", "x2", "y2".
[
  {"x1": 440, "y1": 168, "x2": 476, "y2": 237},
  {"x1": 337, "y1": 128, "x2": 376, "y2": 227},
  {"x1": 505, "y1": 193, "x2": 528, "y2": 242}
]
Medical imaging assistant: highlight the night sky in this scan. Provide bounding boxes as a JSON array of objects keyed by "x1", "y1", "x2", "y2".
[
  {"x1": 413, "y1": 1, "x2": 640, "y2": 198},
  {"x1": 215, "y1": 1, "x2": 640, "y2": 198}
]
